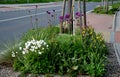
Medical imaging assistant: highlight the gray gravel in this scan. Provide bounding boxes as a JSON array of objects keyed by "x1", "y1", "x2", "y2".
[
  {"x1": 0, "y1": 43, "x2": 120, "y2": 77},
  {"x1": 103, "y1": 43, "x2": 120, "y2": 77}
]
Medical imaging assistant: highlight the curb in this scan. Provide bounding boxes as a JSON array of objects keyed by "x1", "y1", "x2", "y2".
[{"x1": 112, "y1": 11, "x2": 120, "y2": 66}]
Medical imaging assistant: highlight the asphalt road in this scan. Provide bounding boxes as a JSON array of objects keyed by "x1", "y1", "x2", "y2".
[{"x1": 0, "y1": 2, "x2": 100, "y2": 48}]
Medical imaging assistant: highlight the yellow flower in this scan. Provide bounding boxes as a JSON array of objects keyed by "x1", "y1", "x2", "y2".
[
  {"x1": 96, "y1": 36, "x2": 99, "y2": 39},
  {"x1": 90, "y1": 31, "x2": 93, "y2": 35},
  {"x1": 82, "y1": 31, "x2": 85, "y2": 34}
]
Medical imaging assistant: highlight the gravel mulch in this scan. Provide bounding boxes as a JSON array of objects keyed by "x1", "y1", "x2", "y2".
[
  {"x1": 0, "y1": 43, "x2": 120, "y2": 77},
  {"x1": 103, "y1": 43, "x2": 120, "y2": 77}
]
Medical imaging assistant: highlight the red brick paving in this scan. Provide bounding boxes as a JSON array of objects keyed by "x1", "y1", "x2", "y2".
[
  {"x1": 115, "y1": 31, "x2": 120, "y2": 43},
  {"x1": 86, "y1": 13, "x2": 114, "y2": 42},
  {"x1": 87, "y1": 13, "x2": 113, "y2": 31}
]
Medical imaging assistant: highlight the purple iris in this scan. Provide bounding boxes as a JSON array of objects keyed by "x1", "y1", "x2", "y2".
[
  {"x1": 46, "y1": 11, "x2": 51, "y2": 14},
  {"x1": 53, "y1": 10, "x2": 55, "y2": 12},
  {"x1": 59, "y1": 16, "x2": 64, "y2": 21},
  {"x1": 51, "y1": 14, "x2": 54, "y2": 17},
  {"x1": 65, "y1": 14, "x2": 70, "y2": 19},
  {"x1": 75, "y1": 12, "x2": 81, "y2": 17}
]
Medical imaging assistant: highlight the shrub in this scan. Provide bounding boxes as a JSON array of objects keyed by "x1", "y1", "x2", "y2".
[
  {"x1": 93, "y1": 2, "x2": 120, "y2": 14},
  {"x1": 12, "y1": 26, "x2": 108, "y2": 76}
]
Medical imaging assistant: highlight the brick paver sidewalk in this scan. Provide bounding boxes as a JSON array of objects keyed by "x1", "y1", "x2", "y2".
[{"x1": 86, "y1": 13, "x2": 114, "y2": 43}]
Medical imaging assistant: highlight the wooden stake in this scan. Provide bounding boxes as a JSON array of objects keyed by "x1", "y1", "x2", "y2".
[
  {"x1": 83, "y1": 0, "x2": 87, "y2": 27},
  {"x1": 61, "y1": 0, "x2": 66, "y2": 33}
]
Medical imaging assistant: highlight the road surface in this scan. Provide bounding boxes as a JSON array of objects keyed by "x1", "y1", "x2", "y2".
[{"x1": 0, "y1": 2, "x2": 100, "y2": 49}]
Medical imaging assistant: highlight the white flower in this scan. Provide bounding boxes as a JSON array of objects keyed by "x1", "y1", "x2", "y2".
[
  {"x1": 32, "y1": 42, "x2": 36, "y2": 45},
  {"x1": 12, "y1": 52, "x2": 15, "y2": 57},
  {"x1": 19, "y1": 47, "x2": 22, "y2": 50},
  {"x1": 35, "y1": 46, "x2": 38, "y2": 49},
  {"x1": 38, "y1": 44, "x2": 41, "y2": 48},
  {"x1": 30, "y1": 48, "x2": 34, "y2": 52},
  {"x1": 38, "y1": 52, "x2": 42, "y2": 55},
  {"x1": 25, "y1": 45, "x2": 29, "y2": 49},
  {"x1": 43, "y1": 42, "x2": 46, "y2": 45},
  {"x1": 46, "y1": 45, "x2": 49, "y2": 47},
  {"x1": 31, "y1": 46, "x2": 35, "y2": 49},
  {"x1": 42, "y1": 48, "x2": 44, "y2": 50},
  {"x1": 22, "y1": 51, "x2": 26, "y2": 54},
  {"x1": 24, "y1": 50, "x2": 28, "y2": 53}
]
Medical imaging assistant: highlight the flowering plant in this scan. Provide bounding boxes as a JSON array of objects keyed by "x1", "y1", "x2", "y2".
[{"x1": 12, "y1": 39, "x2": 48, "y2": 57}]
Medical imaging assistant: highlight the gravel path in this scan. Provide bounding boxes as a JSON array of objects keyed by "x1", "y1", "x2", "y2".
[{"x1": 0, "y1": 43, "x2": 120, "y2": 77}]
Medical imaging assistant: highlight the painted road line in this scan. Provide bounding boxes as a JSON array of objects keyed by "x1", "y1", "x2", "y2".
[
  {"x1": 0, "y1": 10, "x2": 61, "y2": 23},
  {"x1": 0, "y1": 10, "x2": 93, "y2": 23}
]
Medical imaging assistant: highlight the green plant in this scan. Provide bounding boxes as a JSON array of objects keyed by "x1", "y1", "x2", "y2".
[
  {"x1": 10, "y1": 26, "x2": 108, "y2": 76},
  {"x1": 93, "y1": 2, "x2": 120, "y2": 14},
  {"x1": 82, "y1": 52, "x2": 106, "y2": 77}
]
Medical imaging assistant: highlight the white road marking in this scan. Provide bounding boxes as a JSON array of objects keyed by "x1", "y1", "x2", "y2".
[
  {"x1": 0, "y1": 9, "x2": 61, "y2": 23},
  {"x1": 0, "y1": 9, "x2": 93, "y2": 23}
]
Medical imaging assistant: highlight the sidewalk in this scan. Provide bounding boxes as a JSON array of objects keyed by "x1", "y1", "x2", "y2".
[
  {"x1": 87, "y1": 11, "x2": 120, "y2": 65},
  {"x1": 86, "y1": 13, "x2": 114, "y2": 43}
]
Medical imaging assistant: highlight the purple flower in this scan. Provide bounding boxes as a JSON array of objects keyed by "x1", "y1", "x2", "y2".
[
  {"x1": 65, "y1": 14, "x2": 70, "y2": 19},
  {"x1": 51, "y1": 14, "x2": 54, "y2": 17},
  {"x1": 46, "y1": 11, "x2": 51, "y2": 14},
  {"x1": 35, "y1": 5, "x2": 38, "y2": 8},
  {"x1": 59, "y1": 16, "x2": 64, "y2": 21},
  {"x1": 53, "y1": 10, "x2": 55, "y2": 12},
  {"x1": 75, "y1": 12, "x2": 81, "y2": 17}
]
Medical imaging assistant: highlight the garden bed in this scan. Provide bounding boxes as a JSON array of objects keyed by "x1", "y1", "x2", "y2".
[{"x1": 0, "y1": 43, "x2": 120, "y2": 77}]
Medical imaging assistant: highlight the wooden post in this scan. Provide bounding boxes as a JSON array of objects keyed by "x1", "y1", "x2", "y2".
[
  {"x1": 83, "y1": 0, "x2": 87, "y2": 27},
  {"x1": 72, "y1": 0, "x2": 75, "y2": 35},
  {"x1": 78, "y1": 0, "x2": 82, "y2": 27},
  {"x1": 68, "y1": 0, "x2": 73, "y2": 34},
  {"x1": 61, "y1": 0, "x2": 66, "y2": 33}
]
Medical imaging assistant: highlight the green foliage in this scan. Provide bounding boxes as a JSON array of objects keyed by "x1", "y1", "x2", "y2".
[
  {"x1": 21, "y1": 26, "x2": 59, "y2": 42},
  {"x1": 11, "y1": 26, "x2": 108, "y2": 76},
  {"x1": 93, "y1": 2, "x2": 120, "y2": 14}
]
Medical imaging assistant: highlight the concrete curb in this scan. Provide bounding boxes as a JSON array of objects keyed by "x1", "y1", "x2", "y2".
[{"x1": 112, "y1": 11, "x2": 120, "y2": 66}]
